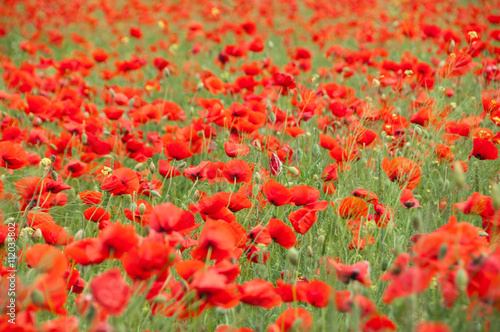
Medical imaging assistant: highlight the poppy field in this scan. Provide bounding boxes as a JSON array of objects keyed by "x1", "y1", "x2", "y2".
[{"x1": 2, "y1": 0, "x2": 500, "y2": 331}]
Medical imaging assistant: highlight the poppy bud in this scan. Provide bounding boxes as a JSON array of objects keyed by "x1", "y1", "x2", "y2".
[
  {"x1": 177, "y1": 162, "x2": 187, "y2": 170},
  {"x1": 152, "y1": 295, "x2": 168, "y2": 304},
  {"x1": 33, "y1": 228, "x2": 43, "y2": 241},
  {"x1": 81, "y1": 132, "x2": 88, "y2": 145},
  {"x1": 455, "y1": 267, "x2": 468, "y2": 293},
  {"x1": 196, "y1": 82, "x2": 204, "y2": 91},
  {"x1": 138, "y1": 203, "x2": 146, "y2": 215},
  {"x1": 381, "y1": 259, "x2": 389, "y2": 271},
  {"x1": 134, "y1": 163, "x2": 144, "y2": 171},
  {"x1": 307, "y1": 246, "x2": 313, "y2": 257},
  {"x1": 164, "y1": 67, "x2": 171, "y2": 78},
  {"x1": 109, "y1": 89, "x2": 115, "y2": 98},
  {"x1": 197, "y1": 130, "x2": 203, "y2": 137},
  {"x1": 254, "y1": 172, "x2": 262, "y2": 184},
  {"x1": 194, "y1": 190, "x2": 201, "y2": 200},
  {"x1": 149, "y1": 162, "x2": 156, "y2": 173},
  {"x1": 452, "y1": 161, "x2": 465, "y2": 187},
  {"x1": 4, "y1": 217, "x2": 15, "y2": 225},
  {"x1": 252, "y1": 184, "x2": 259, "y2": 198},
  {"x1": 269, "y1": 112, "x2": 276, "y2": 123},
  {"x1": 50, "y1": 155, "x2": 56, "y2": 164},
  {"x1": 412, "y1": 212, "x2": 422, "y2": 231},
  {"x1": 51, "y1": 170, "x2": 58, "y2": 181},
  {"x1": 288, "y1": 248, "x2": 299, "y2": 266},
  {"x1": 439, "y1": 244, "x2": 447, "y2": 261},
  {"x1": 312, "y1": 144, "x2": 320, "y2": 157},
  {"x1": 287, "y1": 166, "x2": 299, "y2": 176},
  {"x1": 253, "y1": 139, "x2": 262, "y2": 151},
  {"x1": 492, "y1": 183, "x2": 500, "y2": 210},
  {"x1": 448, "y1": 39, "x2": 456, "y2": 53},
  {"x1": 372, "y1": 78, "x2": 380, "y2": 87},
  {"x1": 317, "y1": 235, "x2": 325, "y2": 246},
  {"x1": 31, "y1": 289, "x2": 45, "y2": 306},
  {"x1": 296, "y1": 148, "x2": 303, "y2": 161},
  {"x1": 150, "y1": 190, "x2": 161, "y2": 198},
  {"x1": 313, "y1": 174, "x2": 319, "y2": 182},
  {"x1": 74, "y1": 229, "x2": 84, "y2": 241}
]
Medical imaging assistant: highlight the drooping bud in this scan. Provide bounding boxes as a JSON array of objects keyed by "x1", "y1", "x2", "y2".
[
  {"x1": 268, "y1": 112, "x2": 276, "y2": 123},
  {"x1": 150, "y1": 190, "x2": 161, "y2": 198},
  {"x1": 81, "y1": 132, "x2": 88, "y2": 145},
  {"x1": 134, "y1": 163, "x2": 144, "y2": 171},
  {"x1": 149, "y1": 162, "x2": 156, "y2": 173},
  {"x1": 295, "y1": 148, "x2": 303, "y2": 161},
  {"x1": 287, "y1": 166, "x2": 299, "y2": 176},
  {"x1": 51, "y1": 170, "x2": 58, "y2": 181}
]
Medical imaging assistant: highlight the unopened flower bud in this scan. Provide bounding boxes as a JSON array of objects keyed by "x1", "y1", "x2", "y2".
[
  {"x1": 307, "y1": 246, "x2": 313, "y2": 257},
  {"x1": 439, "y1": 244, "x2": 447, "y2": 261},
  {"x1": 81, "y1": 133, "x2": 88, "y2": 145},
  {"x1": 51, "y1": 170, "x2": 58, "y2": 181},
  {"x1": 31, "y1": 290, "x2": 45, "y2": 306},
  {"x1": 492, "y1": 183, "x2": 500, "y2": 210},
  {"x1": 312, "y1": 144, "x2": 321, "y2": 157},
  {"x1": 149, "y1": 162, "x2": 156, "y2": 173},
  {"x1": 74, "y1": 229, "x2": 84, "y2": 241},
  {"x1": 138, "y1": 203, "x2": 146, "y2": 215},
  {"x1": 452, "y1": 162, "x2": 465, "y2": 187},
  {"x1": 455, "y1": 267, "x2": 468, "y2": 293},
  {"x1": 296, "y1": 148, "x2": 303, "y2": 161},
  {"x1": 287, "y1": 248, "x2": 299, "y2": 266},
  {"x1": 253, "y1": 139, "x2": 262, "y2": 151},
  {"x1": 317, "y1": 235, "x2": 325, "y2": 246},
  {"x1": 287, "y1": 166, "x2": 299, "y2": 176},
  {"x1": 33, "y1": 228, "x2": 43, "y2": 241},
  {"x1": 254, "y1": 172, "x2": 262, "y2": 184},
  {"x1": 150, "y1": 190, "x2": 161, "y2": 198},
  {"x1": 134, "y1": 163, "x2": 144, "y2": 171},
  {"x1": 177, "y1": 162, "x2": 187, "y2": 170},
  {"x1": 313, "y1": 174, "x2": 319, "y2": 182},
  {"x1": 268, "y1": 112, "x2": 276, "y2": 123}
]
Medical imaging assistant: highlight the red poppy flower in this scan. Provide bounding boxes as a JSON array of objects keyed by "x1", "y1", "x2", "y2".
[
  {"x1": 269, "y1": 307, "x2": 312, "y2": 332},
  {"x1": 289, "y1": 185, "x2": 320, "y2": 206},
  {"x1": 97, "y1": 222, "x2": 139, "y2": 259},
  {"x1": 165, "y1": 140, "x2": 193, "y2": 160},
  {"x1": 415, "y1": 322, "x2": 451, "y2": 332},
  {"x1": 266, "y1": 219, "x2": 296, "y2": 249},
  {"x1": 64, "y1": 238, "x2": 106, "y2": 265},
  {"x1": 91, "y1": 268, "x2": 132, "y2": 315},
  {"x1": 382, "y1": 157, "x2": 421, "y2": 190},
  {"x1": 352, "y1": 189, "x2": 379, "y2": 205},
  {"x1": 24, "y1": 244, "x2": 67, "y2": 276},
  {"x1": 191, "y1": 219, "x2": 239, "y2": 261},
  {"x1": 33, "y1": 274, "x2": 68, "y2": 315},
  {"x1": 362, "y1": 315, "x2": 397, "y2": 332},
  {"x1": 382, "y1": 267, "x2": 434, "y2": 304},
  {"x1": 203, "y1": 75, "x2": 226, "y2": 95},
  {"x1": 337, "y1": 197, "x2": 369, "y2": 219},
  {"x1": 78, "y1": 190, "x2": 102, "y2": 205},
  {"x1": 0, "y1": 141, "x2": 29, "y2": 169},
  {"x1": 158, "y1": 160, "x2": 182, "y2": 178},
  {"x1": 150, "y1": 203, "x2": 196, "y2": 234},
  {"x1": 305, "y1": 280, "x2": 332, "y2": 308},
  {"x1": 335, "y1": 290, "x2": 377, "y2": 318},
  {"x1": 27, "y1": 211, "x2": 69, "y2": 246},
  {"x1": 289, "y1": 208, "x2": 317, "y2": 235},
  {"x1": 321, "y1": 164, "x2": 339, "y2": 181},
  {"x1": 238, "y1": 279, "x2": 282, "y2": 309},
  {"x1": 262, "y1": 180, "x2": 292, "y2": 206},
  {"x1": 469, "y1": 138, "x2": 499, "y2": 160},
  {"x1": 329, "y1": 259, "x2": 373, "y2": 287},
  {"x1": 455, "y1": 192, "x2": 495, "y2": 220},
  {"x1": 222, "y1": 159, "x2": 252, "y2": 183},
  {"x1": 83, "y1": 206, "x2": 110, "y2": 222},
  {"x1": 224, "y1": 141, "x2": 250, "y2": 157},
  {"x1": 101, "y1": 167, "x2": 140, "y2": 196},
  {"x1": 400, "y1": 189, "x2": 421, "y2": 209}
]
